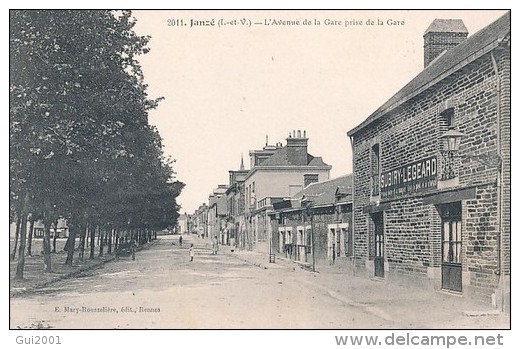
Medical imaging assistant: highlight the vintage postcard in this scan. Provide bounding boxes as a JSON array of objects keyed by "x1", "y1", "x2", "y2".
[{"x1": 9, "y1": 9, "x2": 510, "y2": 341}]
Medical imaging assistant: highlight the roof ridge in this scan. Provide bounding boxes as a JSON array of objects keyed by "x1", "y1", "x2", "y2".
[{"x1": 348, "y1": 11, "x2": 510, "y2": 137}]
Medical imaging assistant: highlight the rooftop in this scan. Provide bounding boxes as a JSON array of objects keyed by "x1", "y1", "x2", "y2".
[
  {"x1": 424, "y1": 19, "x2": 468, "y2": 34},
  {"x1": 259, "y1": 147, "x2": 330, "y2": 167},
  {"x1": 292, "y1": 174, "x2": 353, "y2": 207},
  {"x1": 348, "y1": 11, "x2": 510, "y2": 137}
]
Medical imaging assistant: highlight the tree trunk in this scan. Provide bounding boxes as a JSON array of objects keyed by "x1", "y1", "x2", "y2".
[
  {"x1": 107, "y1": 229, "x2": 113, "y2": 255},
  {"x1": 99, "y1": 227, "x2": 105, "y2": 257},
  {"x1": 26, "y1": 214, "x2": 35, "y2": 256},
  {"x1": 11, "y1": 209, "x2": 22, "y2": 261},
  {"x1": 42, "y1": 210, "x2": 53, "y2": 273},
  {"x1": 89, "y1": 225, "x2": 96, "y2": 259},
  {"x1": 15, "y1": 193, "x2": 30, "y2": 279},
  {"x1": 85, "y1": 224, "x2": 89, "y2": 249},
  {"x1": 64, "y1": 221, "x2": 77, "y2": 266},
  {"x1": 52, "y1": 219, "x2": 58, "y2": 253},
  {"x1": 114, "y1": 229, "x2": 119, "y2": 252},
  {"x1": 79, "y1": 223, "x2": 87, "y2": 262}
]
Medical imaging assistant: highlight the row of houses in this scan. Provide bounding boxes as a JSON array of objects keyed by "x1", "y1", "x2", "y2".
[
  {"x1": 10, "y1": 218, "x2": 69, "y2": 239},
  {"x1": 188, "y1": 12, "x2": 510, "y2": 310}
]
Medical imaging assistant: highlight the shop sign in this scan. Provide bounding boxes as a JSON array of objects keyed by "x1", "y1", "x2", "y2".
[{"x1": 380, "y1": 156, "x2": 437, "y2": 199}]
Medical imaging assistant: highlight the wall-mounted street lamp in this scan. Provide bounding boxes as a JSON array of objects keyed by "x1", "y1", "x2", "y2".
[
  {"x1": 440, "y1": 127, "x2": 465, "y2": 152},
  {"x1": 440, "y1": 127, "x2": 502, "y2": 171},
  {"x1": 440, "y1": 127, "x2": 465, "y2": 180}
]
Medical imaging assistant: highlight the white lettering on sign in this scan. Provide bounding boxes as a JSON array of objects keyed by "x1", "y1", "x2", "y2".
[{"x1": 380, "y1": 156, "x2": 437, "y2": 199}]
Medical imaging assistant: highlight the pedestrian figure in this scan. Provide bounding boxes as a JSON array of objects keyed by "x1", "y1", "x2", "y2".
[
  {"x1": 189, "y1": 244, "x2": 194, "y2": 262},
  {"x1": 179, "y1": 235, "x2": 183, "y2": 247},
  {"x1": 212, "y1": 236, "x2": 219, "y2": 255}
]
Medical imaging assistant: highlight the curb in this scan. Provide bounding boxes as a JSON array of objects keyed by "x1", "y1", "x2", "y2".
[
  {"x1": 229, "y1": 253, "x2": 269, "y2": 270},
  {"x1": 224, "y1": 250, "x2": 295, "y2": 271}
]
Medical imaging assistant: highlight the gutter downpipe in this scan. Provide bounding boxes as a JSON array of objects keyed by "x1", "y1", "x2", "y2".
[
  {"x1": 490, "y1": 50, "x2": 504, "y2": 312},
  {"x1": 349, "y1": 134, "x2": 356, "y2": 276}
]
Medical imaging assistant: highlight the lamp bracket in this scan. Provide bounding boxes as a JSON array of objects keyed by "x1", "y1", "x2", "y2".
[{"x1": 462, "y1": 153, "x2": 502, "y2": 169}]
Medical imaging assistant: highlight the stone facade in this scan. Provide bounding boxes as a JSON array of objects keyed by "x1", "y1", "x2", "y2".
[
  {"x1": 192, "y1": 203, "x2": 208, "y2": 237},
  {"x1": 242, "y1": 131, "x2": 331, "y2": 254},
  {"x1": 226, "y1": 162, "x2": 248, "y2": 249},
  {"x1": 347, "y1": 13, "x2": 510, "y2": 309},
  {"x1": 207, "y1": 185, "x2": 228, "y2": 243},
  {"x1": 270, "y1": 175, "x2": 353, "y2": 268}
]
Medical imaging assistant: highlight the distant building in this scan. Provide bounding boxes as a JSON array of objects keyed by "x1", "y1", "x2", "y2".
[
  {"x1": 243, "y1": 130, "x2": 332, "y2": 254},
  {"x1": 193, "y1": 203, "x2": 208, "y2": 237},
  {"x1": 347, "y1": 13, "x2": 510, "y2": 310},
  {"x1": 34, "y1": 218, "x2": 69, "y2": 238},
  {"x1": 177, "y1": 213, "x2": 189, "y2": 234},
  {"x1": 10, "y1": 218, "x2": 69, "y2": 239},
  {"x1": 270, "y1": 175, "x2": 353, "y2": 267},
  {"x1": 207, "y1": 185, "x2": 228, "y2": 243},
  {"x1": 225, "y1": 155, "x2": 248, "y2": 249}
]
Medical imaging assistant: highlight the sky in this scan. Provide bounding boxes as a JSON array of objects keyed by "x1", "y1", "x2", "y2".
[{"x1": 131, "y1": 10, "x2": 508, "y2": 214}]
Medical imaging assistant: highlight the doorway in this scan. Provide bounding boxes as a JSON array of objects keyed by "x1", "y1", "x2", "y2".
[
  {"x1": 372, "y1": 213, "x2": 384, "y2": 278},
  {"x1": 440, "y1": 202, "x2": 462, "y2": 292}
]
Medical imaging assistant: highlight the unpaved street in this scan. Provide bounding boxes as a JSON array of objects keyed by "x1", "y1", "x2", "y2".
[{"x1": 10, "y1": 235, "x2": 390, "y2": 329}]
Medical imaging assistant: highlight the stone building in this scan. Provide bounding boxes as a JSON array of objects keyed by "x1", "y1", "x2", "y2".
[
  {"x1": 31, "y1": 218, "x2": 69, "y2": 238},
  {"x1": 242, "y1": 131, "x2": 332, "y2": 254},
  {"x1": 225, "y1": 156, "x2": 248, "y2": 249},
  {"x1": 177, "y1": 213, "x2": 189, "y2": 234},
  {"x1": 347, "y1": 13, "x2": 510, "y2": 310},
  {"x1": 207, "y1": 185, "x2": 228, "y2": 243},
  {"x1": 193, "y1": 203, "x2": 208, "y2": 237},
  {"x1": 270, "y1": 175, "x2": 353, "y2": 269}
]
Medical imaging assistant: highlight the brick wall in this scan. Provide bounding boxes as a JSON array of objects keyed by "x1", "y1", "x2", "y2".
[
  {"x1": 384, "y1": 197, "x2": 432, "y2": 275},
  {"x1": 497, "y1": 47, "x2": 511, "y2": 280},
  {"x1": 424, "y1": 31, "x2": 468, "y2": 67},
  {"x1": 351, "y1": 46, "x2": 510, "y2": 300}
]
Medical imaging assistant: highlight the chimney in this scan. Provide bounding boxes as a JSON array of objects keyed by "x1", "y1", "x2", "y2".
[
  {"x1": 423, "y1": 19, "x2": 468, "y2": 67},
  {"x1": 286, "y1": 129, "x2": 308, "y2": 166}
]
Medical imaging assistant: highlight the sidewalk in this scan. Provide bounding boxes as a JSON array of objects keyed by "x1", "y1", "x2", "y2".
[
  {"x1": 214, "y1": 241, "x2": 510, "y2": 329},
  {"x1": 9, "y1": 240, "x2": 157, "y2": 298}
]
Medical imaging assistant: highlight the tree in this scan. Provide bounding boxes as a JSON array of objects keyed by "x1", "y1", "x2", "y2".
[{"x1": 10, "y1": 10, "x2": 183, "y2": 277}]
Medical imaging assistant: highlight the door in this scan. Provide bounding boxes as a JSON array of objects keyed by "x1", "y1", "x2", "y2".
[
  {"x1": 278, "y1": 229, "x2": 284, "y2": 253},
  {"x1": 327, "y1": 228, "x2": 335, "y2": 264},
  {"x1": 441, "y1": 202, "x2": 462, "y2": 292},
  {"x1": 373, "y1": 213, "x2": 384, "y2": 277},
  {"x1": 298, "y1": 229, "x2": 307, "y2": 262},
  {"x1": 344, "y1": 226, "x2": 352, "y2": 257}
]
